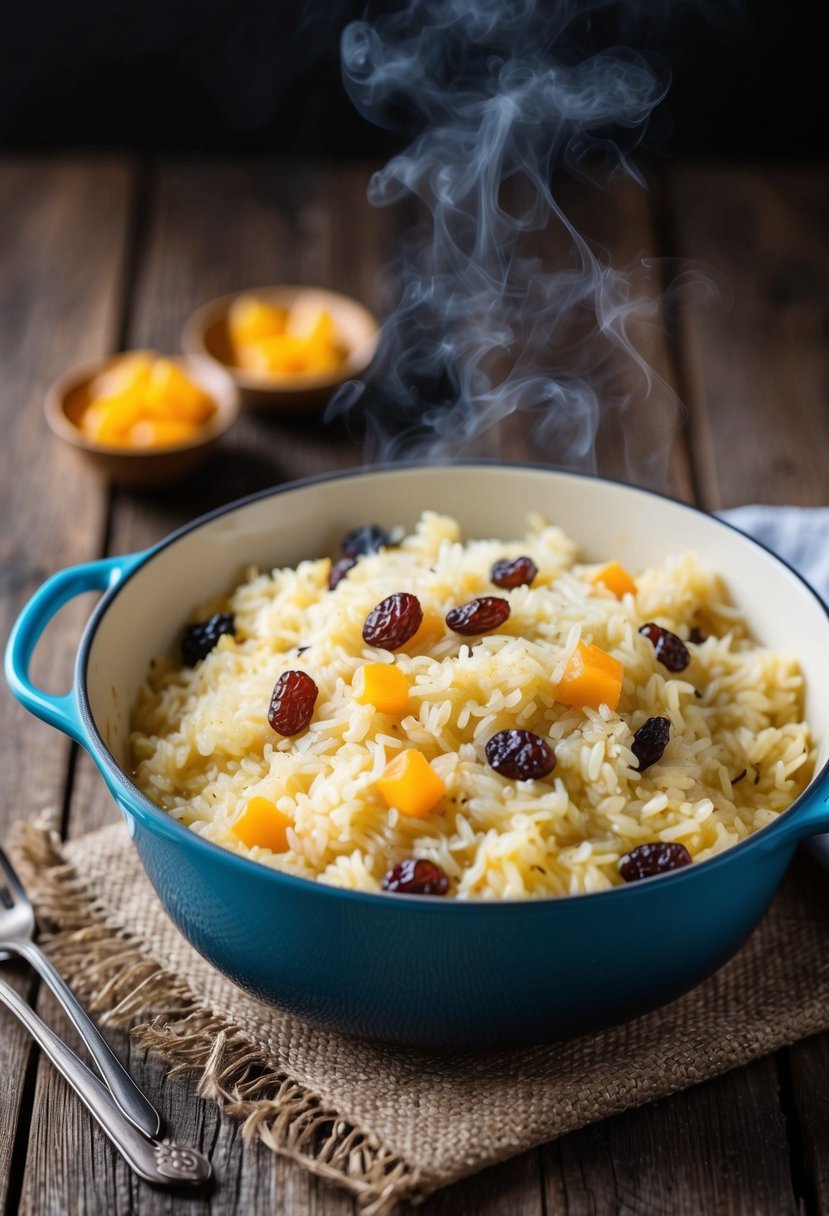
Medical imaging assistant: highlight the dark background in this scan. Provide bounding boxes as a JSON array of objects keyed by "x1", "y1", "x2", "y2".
[{"x1": 0, "y1": 0, "x2": 824, "y2": 160}]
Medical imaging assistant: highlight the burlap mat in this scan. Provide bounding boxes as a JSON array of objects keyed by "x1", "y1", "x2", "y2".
[{"x1": 12, "y1": 819, "x2": 829, "y2": 1213}]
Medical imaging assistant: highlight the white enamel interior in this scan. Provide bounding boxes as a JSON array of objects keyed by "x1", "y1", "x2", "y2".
[{"x1": 82, "y1": 466, "x2": 829, "y2": 780}]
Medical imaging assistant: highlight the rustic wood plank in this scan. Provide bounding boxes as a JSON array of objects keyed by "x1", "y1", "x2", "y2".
[
  {"x1": 541, "y1": 1056, "x2": 798, "y2": 1215},
  {"x1": 422, "y1": 1152, "x2": 543, "y2": 1216},
  {"x1": 17, "y1": 990, "x2": 357, "y2": 1216},
  {"x1": 668, "y1": 161, "x2": 829, "y2": 1209},
  {"x1": 0, "y1": 155, "x2": 131, "y2": 1213},
  {"x1": 43, "y1": 158, "x2": 408, "y2": 1216},
  {"x1": 493, "y1": 169, "x2": 694, "y2": 502},
  {"x1": 783, "y1": 1037, "x2": 829, "y2": 1214},
  {"x1": 669, "y1": 165, "x2": 829, "y2": 510}
]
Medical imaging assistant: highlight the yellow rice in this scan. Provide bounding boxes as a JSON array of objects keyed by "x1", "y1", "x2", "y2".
[{"x1": 129, "y1": 511, "x2": 814, "y2": 898}]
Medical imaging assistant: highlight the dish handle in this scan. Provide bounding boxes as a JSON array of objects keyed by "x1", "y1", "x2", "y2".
[{"x1": 4, "y1": 553, "x2": 145, "y2": 745}]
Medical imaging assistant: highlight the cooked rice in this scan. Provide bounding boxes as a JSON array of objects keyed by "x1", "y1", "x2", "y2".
[{"x1": 129, "y1": 512, "x2": 814, "y2": 899}]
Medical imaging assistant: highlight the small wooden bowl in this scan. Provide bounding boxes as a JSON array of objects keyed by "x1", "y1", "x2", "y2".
[
  {"x1": 181, "y1": 286, "x2": 380, "y2": 411},
  {"x1": 44, "y1": 352, "x2": 240, "y2": 487}
]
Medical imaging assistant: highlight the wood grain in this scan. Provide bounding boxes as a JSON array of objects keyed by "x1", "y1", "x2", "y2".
[
  {"x1": 8, "y1": 157, "x2": 829, "y2": 1216},
  {"x1": 0, "y1": 156, "x2": 131, "y2": 1213},
  {"x1": 543, "y1": 1056, "x2": 797, "y2": 1216},
  {"x1": 668, "y1": 165, "x2": 829, "y2": 510}
]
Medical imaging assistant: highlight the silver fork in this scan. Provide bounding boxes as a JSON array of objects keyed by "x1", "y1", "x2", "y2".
[{"x1": 0, "y1": 843, "x2": 161, "y2": 1138}]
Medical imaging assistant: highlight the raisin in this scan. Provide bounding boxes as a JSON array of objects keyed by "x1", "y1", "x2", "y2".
[
  {"x1": 618, "y1": 842, "x2": 692, "y2": 882},
  {"x1": 446, "y1": 596, "x2": 510, "y2": 636},
  {"x1": 268, "y1": 670, "x2": 319, "y2": 735},
  {"x1": 689, "y1": 626, "x2": 707, "y2": 645},
  {"x1": 631, "y1": 716, "x2": 671, "y2": 771},
  {"x1": 329, "y1": 556, "x2": 356, "y2": 590},
  {"x1": 732, "y1": 768, "x2": 747, "y2": 785},
  {"x1": 340, "y1": 524, "x2": 390, "y2": 558},
  {"x1": 381, "y1": 859, "x2": 450, "y2": 895},
  {"x1": 490, "y1": 556, "x2": 538, "y2": 589},
  {"x1": 639, "y1": 622, "x2": 691, "y2": 673},
  {"x1": 181, "y1": 613, "x2": 235, "y2": 666},
  {"x1": 362, "y1": 593, "x2": 423, "y2": 650},
  {"x1": 485, "y1": 729, "x2": 556, "y2": 780}
]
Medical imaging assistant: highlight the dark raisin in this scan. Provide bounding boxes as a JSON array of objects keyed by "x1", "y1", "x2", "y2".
[
  {"x1": 329, "y1": 556, "x2": 357, "y2": 590},
  {"x1": 268, "y1": 670, "x2": 319, "y2": 735},
  {"x1": 732, "y1": 769, "x2": 747, "y2": 785},
  {"x1": 181, "y1": 613, "x2": 235, "y2": 666},
  {"x1": 340, "y1": 524, "x2": 390, "y2": 558},
  {"x1": 490, "y1": 556, "x2": 538, "y2": 589},
  {"x1": 446, "y1": 596, "x2": 510, "y2": 636},
  {"x1": 689, "y1": 626, "x2": 707, "y2": 644},
  {"x1": 362, "y1": 593, "x2": 423, "y2": 650},
  {"x1": 381, "y1": 859, "x2": 450, "y2": 895},
  {"x1": 639, "y1": 622, "x2": 691, "y2": 673},
  {"x1": 618, "y1": 842, "x2": 692, "y2": 882},
  {"x1": 485, "y1": 729, "x2": 555, "y2": 780},
  {"x1": 631, "y1": 716, "x2": 671, "y2": 771}
]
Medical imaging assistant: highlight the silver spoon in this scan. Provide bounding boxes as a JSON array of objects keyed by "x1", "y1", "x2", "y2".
[
  {"x1": 0, "y1": 843, "x2": 161, "y2": 1137},
  {"x1": 0, "y1": 977, "x2": 211, "y2": 1186}
]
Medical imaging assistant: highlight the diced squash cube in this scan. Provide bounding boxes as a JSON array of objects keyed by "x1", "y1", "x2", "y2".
[
  {"x1": 227, "y1": 296, "x2": 287, "y2": 348},
  {"x1": 377, "y1": 750, "x2": 445, "y2": 819},
  {"x1": 354, "y1": 663, "x2": 410, "y2": 714},
  {"x1": 590, "y1": 561, "x2": 637, "y2": 599},
  {"x1": 400, "y1": 611, "x2": 444, "y2": 653},
  {"x1": 232, "y1": 797, "x2": 292, "y2": 852},
  {"x1": 556, "y1": 641, "x2": 624, "y2": 711}
]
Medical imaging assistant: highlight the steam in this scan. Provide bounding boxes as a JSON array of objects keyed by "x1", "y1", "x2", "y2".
[{"x1": 329, "y1": 0, "x2": 685, "y2": 485}]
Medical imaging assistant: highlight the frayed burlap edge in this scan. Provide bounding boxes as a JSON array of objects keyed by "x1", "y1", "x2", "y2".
[{"x1": 11, "y1": 818, "x2": 424, "y2": 1215}]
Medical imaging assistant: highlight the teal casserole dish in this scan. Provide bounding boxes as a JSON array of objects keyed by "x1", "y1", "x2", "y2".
[{"x1": 6, "y1": 464, "x2": 829, "y2": 1049}]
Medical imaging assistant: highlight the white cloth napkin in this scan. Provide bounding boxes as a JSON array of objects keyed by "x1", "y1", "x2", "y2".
[
  {"x1": 721, "y1": 504, "x2": 829, "y2": 865},
  {"x1": 721, "y1": 505, "x2": 829, "y2": 601}
]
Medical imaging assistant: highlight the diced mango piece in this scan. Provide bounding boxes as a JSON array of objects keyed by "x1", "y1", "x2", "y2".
[
  {"x1": 376, "y1": 750, "x2": 445, "y2": 819},
  {"x1": 556, "y1": 641, "x2": 624, "y2": 711},
  {"x1": 232, "y1": 796, "x2": 292, "y2": 852},
  {"x1": 145, "y1": 359, "x2": 215, "y2": 424},
  {"x1": 80, "y1": 393, "x2": 145, "y2": 445},
  {"x1": 590, "y1": 561, "x2": 637, "y2": 599},
  {"x1": 78, "y1": 351, "x2": 217, "y2": 450},
  {"x1": 128, "y1": 418, "x2": 201, "y2": 449},
  {"x1": 227, "y1": 296, "x2": 287, "y2": 348},
  {"x1": 400, "y1": 611, "x2": 444, "y2": 653},
  {"x1": 90, "y1": 353, "x2": 154, "y2": 399},
  {"x1": 285, "y1": 304, "x2": 335, "y2": 344},
  {"x1": 228, "y1": 296, "x2": 345, "y2": 378},
  {"x1": 354, "y1": 663, "x2": 411, "y2": 714}
]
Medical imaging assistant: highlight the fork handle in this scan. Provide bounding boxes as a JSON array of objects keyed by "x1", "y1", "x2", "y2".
[
  {"x1": 0, "y1": 978, "x2": 211, "y2": 1187},
  {"x1": 0, "y1": 937, "x2": 161, "y2": 1137}
]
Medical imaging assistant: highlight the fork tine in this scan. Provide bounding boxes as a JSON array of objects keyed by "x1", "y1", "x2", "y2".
[{"x1": 0, "y1": 845, "x2": 27, "y2": 905}]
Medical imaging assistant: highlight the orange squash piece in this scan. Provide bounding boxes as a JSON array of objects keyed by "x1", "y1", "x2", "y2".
[
  {"x1": 400, "y1": 611, "x2": 444, "y2": 653},
  {"x1": 232, "y1": 796, "x2": 292, "y2": 852},
  {"x1": 376, "y1": 750, "x2": 445, "y2": 819},
  {"x1": 354, "y1": 663, "x2": 410, "y2": 714},
  {"x1": 556, "y1": 641, "x2": 624, "y2": 711},
  {"x1": 590, "y1": 561, "x2": 637, "y2": 599}
]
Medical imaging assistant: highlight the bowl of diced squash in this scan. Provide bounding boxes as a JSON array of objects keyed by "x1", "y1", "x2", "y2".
[
  {"x1": 45, "y1": 350, "x2": 240, "y2": 487},
  {"x1": 181, "y1": 286, "x2": 380, "y2": 410}
]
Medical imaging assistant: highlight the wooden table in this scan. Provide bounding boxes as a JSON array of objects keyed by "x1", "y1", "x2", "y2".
[{"x1": 1, "y1": 154, "x2": 828, "y2": 1215}]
